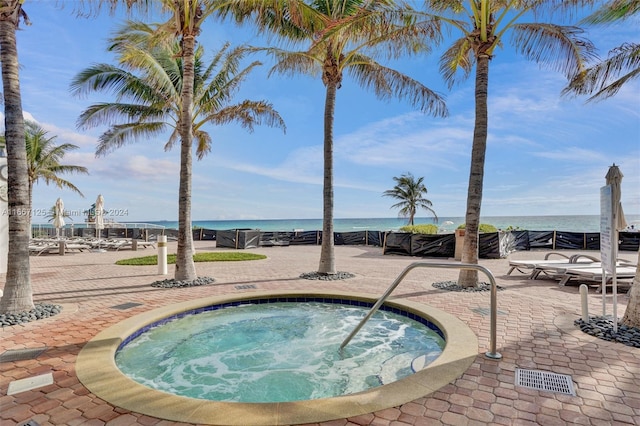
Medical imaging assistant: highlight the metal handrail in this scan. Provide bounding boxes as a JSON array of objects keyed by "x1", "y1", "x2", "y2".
[{"x1": 339, "y1": 261, "x2": 502, "y2": 360}]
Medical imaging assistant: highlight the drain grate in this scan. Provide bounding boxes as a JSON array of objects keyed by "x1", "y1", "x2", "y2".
[
  {"x1": 235, "y1": 284, "x2": 257, "y2": 290},
  {"x1": 110, "y1": 302, "x2": 143, "y2": 310},
  {"x1": 0, "y1": 347, "x2": 47, "y2": 363},
  {"x1": 516, "y1": 368, "x2": 575, "y2": 395}
]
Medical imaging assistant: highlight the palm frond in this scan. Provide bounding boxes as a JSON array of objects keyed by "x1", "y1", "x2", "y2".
[
  {"x1": 69, "y1": 64, "x2": 137, "y2": 98},
  {"x1": 563, "y1": 42, "x2": 640, "y2": 101},
  {"x1": 348, "y1": 54, "x2": 447, "y2": 117},
  {"x1": 77, "y1": 103, "x2": 167, "y2": 130},
  {"x1": 582, "y1": 0, "x2": 640, "y2": 24},
  {"x1": 266, "y1": 48, "x2": 322, "y2": 78},
  {"x1": 163, "y1": 128, "x2": 181, "y2": 153},
  {"x1": 511, "y1": 23, "x2": 598, "y2": 79},
  {"x1": 96, "y1": 122, "x2": 168, "y2": 157},
  {"x1": 438, "y1": 37, "x2": 474, "y2": 87},
  {"x1": 205, "y1": 100, "x2": 286, "y2": 133},
  {"x1": 194, "y1": 130, "x2": 212, "y2": 160}
]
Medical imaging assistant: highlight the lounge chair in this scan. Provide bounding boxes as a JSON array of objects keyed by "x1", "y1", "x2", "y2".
[
  {"x1": 507, "y1": 252, "x2": 599, "y2": 278},
  {"x1": 557, "y1": 264, "x2": 637, "y2": 286},
  {"x1": 530, "y1": 259, "x2": 634, "y2": 281},
  {"x1": 29, "y1": 241, "x2": 57, "y2": 256},
  {"x1": 134, "y1": 240, "x2": 156, "y2": 249}
]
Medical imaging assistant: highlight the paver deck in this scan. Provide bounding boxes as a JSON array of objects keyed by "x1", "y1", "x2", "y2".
[{"x1": 1, "y1": 242, "x2": 639, "y2": 425}]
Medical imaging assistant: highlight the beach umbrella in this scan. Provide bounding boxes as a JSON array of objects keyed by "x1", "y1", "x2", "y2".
[
  {"x1": 605, "y1": 164, "x2": 628, "y2": 231},
  {"x1": 53, "y1": 197, "x2": 65, "y2": 238},
  {"x1": 95, "y1": 194, "x2": 105, "y2": 238}
]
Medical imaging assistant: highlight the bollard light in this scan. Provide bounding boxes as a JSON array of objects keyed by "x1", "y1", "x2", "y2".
[
  {"x1": 580, "y1": 284, "x2": 589, "y2": 322},
  {"x1": 158, "y1": 235, "x2": 168, "y2": 275}
]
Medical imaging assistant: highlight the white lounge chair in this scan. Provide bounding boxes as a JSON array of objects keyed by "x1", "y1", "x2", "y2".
[
  {"x1": 29, "y1": 242, "x2": 57, "y2": 256},
  {"x1": 530, "y1": 259, "x2": 634, "y2": 281},
  {"x1": 557, "y1": 264, "x2": 637, "y2": 286},
  {"x1": 507, "y1": 253, "x2": 599, "y2": 278}
]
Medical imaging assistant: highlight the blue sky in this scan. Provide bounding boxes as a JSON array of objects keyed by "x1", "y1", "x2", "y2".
[{"x1": 11, "y1": 2, "x2": 640, "y2": 224}]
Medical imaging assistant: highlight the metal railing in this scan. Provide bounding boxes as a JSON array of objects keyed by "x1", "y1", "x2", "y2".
[{"x1": 340, "y1": 261, "x2": 502, "y2": 360}]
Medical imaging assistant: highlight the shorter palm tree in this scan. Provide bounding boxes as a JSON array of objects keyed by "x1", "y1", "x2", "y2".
[
  {"x1": 25, "y1": 121, "x2": 88, "y2": 208},
  {"x1": 71, "y1": 23, "x2": 286, "y2": 282},
  {"x1": 2, "y1": 121, "x2": 89, "y2": 215},
  {"x1": 383, "y1": 172, "x2": 437, "y2": 226}
]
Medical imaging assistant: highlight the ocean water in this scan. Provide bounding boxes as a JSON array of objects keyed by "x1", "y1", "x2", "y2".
[{"x1": 146, "y1": 215, "x2": 640, "y2": 233}]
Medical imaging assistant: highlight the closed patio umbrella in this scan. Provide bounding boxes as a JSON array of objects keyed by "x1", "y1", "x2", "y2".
[
  {"x1": 604, "y1": 164, "x2": 628, "y2": 333},
  {"x1": 605, "y1": 164, "x2": 628, "y2": 232},
  {"x1": 94, "y1": 195, "x2": 105, "y2": 252},
  {"x1": 53, "y1": 197, "x2": 65, "y2": 238}
]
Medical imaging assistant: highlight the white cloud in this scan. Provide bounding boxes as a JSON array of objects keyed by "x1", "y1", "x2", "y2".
[{"x1": 531, "y1": 147, "x2": 606, "y2": 162}]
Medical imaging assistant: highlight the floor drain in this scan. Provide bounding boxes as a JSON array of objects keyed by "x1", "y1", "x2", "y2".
[
  {"x1": 515, "y1": 368, "x2": 575, "y2": 395},
  {"x1": 235, "y1": 284, "x2": 257, "y2": 290},
  {"x1": 110, "y1": 302, "x2": 143, "y2": 310},
  {"x1": 0, "y1": 347, "x2": 47, "y2": 363}
]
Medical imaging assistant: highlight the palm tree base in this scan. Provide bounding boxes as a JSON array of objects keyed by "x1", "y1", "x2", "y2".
[
  {"x1": 151, "y1": 276, "x2": 215, "y2": 288},
  {"x1": 300, "y1": 271, "x2": 355, "y2": 281},
  {"x1": 0, "y1": 303, "x2": 62, "y2": 327}
]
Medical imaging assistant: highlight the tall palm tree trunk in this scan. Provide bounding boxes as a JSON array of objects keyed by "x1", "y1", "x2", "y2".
[
  {"x1": 175, "y1": 34, "x2": 197, "y2": 282},
  {"x1": 458, "y1": 53, "x2": 490, "y2": 287},
  {"x1": 0, "y1": 9, "x2": 33, "y2": 313},
  {"x1": 318, "y1": 81, "x2": 337, "y2": 275}
]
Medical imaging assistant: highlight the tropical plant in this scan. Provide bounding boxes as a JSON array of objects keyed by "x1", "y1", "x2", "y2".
[
  {"x1": 419, "y1": 0, "x2": 598, "y2": 287},
  {"x1": 71, "y1": 21, "x2": 285, "y2": 281},
  {"x1": 399, "y1": 224, "x2": 439, "y2": 234},
  {"x1": 456, "y1": 223, "x2": 497, "y2": 233},
  {"x1": 0, "y1": 0, "x2": 33, "y2": 314},
  {"x1": 563, "y1": 0, "x2": 640, "y2": 102},
  {"x1": 217, "y1": 0, "x2": 448, "y2": 275},
  {"x1": 23, "y1": 121, "x2": 88, "y2": 208},
  {"x1": 383, "y1": 172, "x2": 437, "y2": 226},
  {"x1": 1, "y1": 121, "x2": 87, "y2": 213}
]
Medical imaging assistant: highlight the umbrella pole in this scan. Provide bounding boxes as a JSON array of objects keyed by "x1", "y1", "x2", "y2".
[{"x1": 613, "y1": 229, "x2": 619, "y2": 333}]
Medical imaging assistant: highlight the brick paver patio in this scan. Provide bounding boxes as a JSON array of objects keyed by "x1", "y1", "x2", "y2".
[{"x1": 1, "y1": 242, "x2": 639, "y2": 425}]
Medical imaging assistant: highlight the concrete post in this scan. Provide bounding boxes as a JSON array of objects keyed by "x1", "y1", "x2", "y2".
[{"x1": 158, "y1": 235, "x2": 168, "y2": 275}]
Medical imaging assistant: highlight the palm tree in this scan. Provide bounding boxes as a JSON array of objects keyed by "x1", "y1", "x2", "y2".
[
  {"x1": 419, "y1": 0, "x2": 598, "y2": 287},
  {"x1": 218, "y1": 0, "x2": 447, "y2": 275},
  {"x1": 71, "y1": 22, "x2": 285, "y2": 281},
  {"x1": 561, "y1": 0, "x2": 640, "y2": 328},
  {"x1": 383, "y1": 172, "x2": 437, "y2": 226},
  {"x1": 0, "y1": 0, "x2": 151, "y2": 315},
  {"x1": 0, "y1": 1, "x2": 33, "y2": 314},
  {"x1": 24, "y1": 121, "x2": 88, "y2": 210}
]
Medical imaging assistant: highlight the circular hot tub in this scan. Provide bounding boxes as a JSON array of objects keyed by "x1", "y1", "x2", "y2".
[{"x1": 77, "y1": 290, "x2": 477, "y2": 425}]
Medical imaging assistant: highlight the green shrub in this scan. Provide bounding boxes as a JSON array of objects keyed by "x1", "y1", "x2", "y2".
[
  {"x1": 456, "y1": 223, "x2": 498, "y2": 233},
  {"x1": 399, "y1": 224, "x2": 439, "y2": 234},
  {"x1": 116, "y1": 252, "x2": 267, "y2": 266}
]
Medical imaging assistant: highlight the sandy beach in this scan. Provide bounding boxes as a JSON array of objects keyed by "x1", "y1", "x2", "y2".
[{"x1": 1, "y1": 242, "x2": 639, "y2": 425}]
